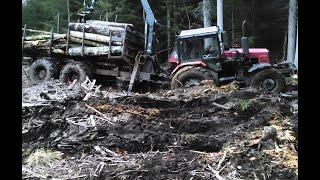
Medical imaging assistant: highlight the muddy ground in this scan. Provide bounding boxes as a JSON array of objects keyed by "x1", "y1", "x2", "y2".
[{"x1": 22, "y1": 69, "x2": 298, "y2": 179}]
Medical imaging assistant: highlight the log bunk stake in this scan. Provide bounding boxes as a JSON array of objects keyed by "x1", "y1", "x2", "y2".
[
  {"x1": 49, "y1": 28, "x2": 53, "y2": 54},
  {"x1": 22, "y1": 24, "x2": 27, "y2": 54},
  {"x1": 66, "y1": 28, "x2": 70, "y2": 55},
  {"x1": 81, "y1": 27, "x2": 85, "y2": 57},
  {"x1": 108, "y1": 26, "x2": 112, "y2": 59}
]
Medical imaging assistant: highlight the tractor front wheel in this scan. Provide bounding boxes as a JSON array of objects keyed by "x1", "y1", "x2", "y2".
[
  {"x1": 171, "y1": 67, "x2": 216, "y2": 89},
  {"x1": 249, "y1": 68, "x2": 285, "y2": 93}
]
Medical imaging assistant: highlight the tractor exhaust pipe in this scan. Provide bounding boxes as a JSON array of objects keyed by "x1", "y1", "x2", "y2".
[
  {"x1": 242, "y1": 20, "x2": 246, "y2": 37},
  {"x1": 241, "y1": 20, "x2": 249, "y2": 55}
]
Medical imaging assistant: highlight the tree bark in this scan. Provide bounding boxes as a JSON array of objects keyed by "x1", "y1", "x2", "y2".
[
  {"x1": 70, "y1": 37, "x2": 106, "y2": 47},
  {"x1": 23, "y1": 28, "x2": 51, "y2": 35},
  {"x1": 86, "y1": 20, "x2": 132, "y2": 28},
  {"x1": 24, "y1": 34, "x2": 66, "y2": 41},
  {"x1": 70, "y1": 31, "x2": 111, "y2": 43},
  {"x1": 68, "y1": 46, "x2": 122, "y2": 56},
  {"x1": 23, "y1": 40, "x2": 50, "y2": 48},
  {"x1": 68, "y1": 23, "x2": 125, "y2": 36},
  {"x1": 52, "y1": 49, "x2": 65, "y2": 54},
  {"x1": 287, "y1": 0, "x2": 297, "y2": 63}
]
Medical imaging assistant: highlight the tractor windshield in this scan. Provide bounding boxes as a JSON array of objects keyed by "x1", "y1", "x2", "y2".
[{"x1": 179, "y1": 35, "x2": 220, "y2": 62}]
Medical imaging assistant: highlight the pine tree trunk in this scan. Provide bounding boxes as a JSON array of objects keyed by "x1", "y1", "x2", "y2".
[
  {"x1": 282, "y1": 31, "x2": 287, "y2": 61},
  {"x1": 287, "y1": 0, "x2": 297, "y2": 63},
  {"x1": 251, "y1": 0, "x2": 255, "y2": 47},
  {"x1": 106, "y1": 0, "x2": 109, "y2": 21},
  {"x1": 231, "y1": 0, "x2": 234, "y2": 45},
  {"x1": 167, "y1": 0, "x2": 171, "y2": 53},
  {"x1": 216, "y1": 0, "x2": 223, "y2": 50},
  {"x1": 67, "y1": 0, "x2": 70, "y2": 24},
  {"x1": 294, "y1": 25, "x2": 298, "y2": 69},
  {"x1": 203, "y1": 0, "x2": 212, "y2": 48},
  {"x1": 173, "y1": 0, "x2": 176, "y2": 36},
  {"x1": 217, "y1": 0, "x2": 223, "y2": 31},
  {"x1": 203, "y1": 0, "x2": 212, "y2": 28}
]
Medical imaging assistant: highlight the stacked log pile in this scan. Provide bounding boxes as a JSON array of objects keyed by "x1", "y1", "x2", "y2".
[
  {"x1": 22, "y1": 29, "x2": 67, "y2": 57},
  {"x1": 22, "y1": 21, "x2": 144, "y2": 58}
]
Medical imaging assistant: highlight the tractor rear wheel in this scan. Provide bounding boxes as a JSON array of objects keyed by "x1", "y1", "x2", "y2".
[
  {"x1": 171, "y1": 67, "x2": 217, "y2": 89},
  {"x1": 249, "y1": 68, "x2": 285, "y2": 93},
  {"x1": 59, "y1": 61, "x2": 91, "y2": 84},
  {"x1": 29, "y1": 58, "x2": 57, "y2": 84}
]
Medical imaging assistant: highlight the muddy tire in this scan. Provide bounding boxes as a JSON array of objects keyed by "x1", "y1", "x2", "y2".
[
  {"x1": 171, "y1": 67, "x2": 217, "y2": 89},
  {"x1": 29, "y1": 58, "x2": 57, "y2": 84},
  {"x1": 59, "y1": 61, "x2": 91, "y2": 84},
  {"x1": 249, "y1": 68, "x2": 285, "y2": 93}
]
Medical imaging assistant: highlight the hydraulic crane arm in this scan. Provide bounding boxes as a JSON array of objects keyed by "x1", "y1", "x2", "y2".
[
  {"x1": 79, "y1": 0, "x2": 96, "y2": 21},
  {"x1": 140, "y1": 0, "x2": 157, "y2": 55}
]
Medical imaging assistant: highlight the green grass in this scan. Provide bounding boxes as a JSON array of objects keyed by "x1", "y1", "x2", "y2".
[
  {"x1": 26, "y1": 148, "x2": 63, "y2": 167},
  {"x1": 235, "y1": 99, "x2": 252, "y2": 111},
  {"x1": 286, "y1": 76, "x2": 298, "y2": 86}
]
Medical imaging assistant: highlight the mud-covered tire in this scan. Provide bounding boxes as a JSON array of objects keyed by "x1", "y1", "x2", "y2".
[
  {"x1": 171, "y1": 66, "x2": 217, "y2": 89},
  {"x1": 249, "y1": 68, "x2": 285, "y2": 93},
  {"x1": 59, "y1": 61, "x2": 91, "y2": 84},
  {"x1": 29, "y1": 58, "x2": 57, "y2": 84}
]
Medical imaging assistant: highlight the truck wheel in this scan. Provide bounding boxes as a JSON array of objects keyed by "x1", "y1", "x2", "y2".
[
  {"x1": 250, "y1": 68, "x2": 285, "y2": 93},
  {"x1": 59, "y1": 61, "x2": 91, "y2": 84},
  {"x1": 171, "y1": 67, "x2": 216, "y2": 89},
  {"x1": 29, "y1": 58, "x2": 57, "y2": 84}
]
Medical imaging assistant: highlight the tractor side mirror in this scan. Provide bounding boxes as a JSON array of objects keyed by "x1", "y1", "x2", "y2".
[{"x1": 241, "y1": 37, "x2": 249, "y2": 55}]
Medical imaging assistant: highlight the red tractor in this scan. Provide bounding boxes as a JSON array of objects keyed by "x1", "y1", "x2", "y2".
[{"x1": 168, "y1": 21, "x2": 296, "y2": 92}]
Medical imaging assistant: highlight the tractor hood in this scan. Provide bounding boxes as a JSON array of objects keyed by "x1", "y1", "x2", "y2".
[{"x1": 223, "y1": 48, "x2": 270, "y2": 64}]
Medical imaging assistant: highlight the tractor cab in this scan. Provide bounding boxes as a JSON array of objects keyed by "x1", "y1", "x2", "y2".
[{"x1": 174, "y1": 26, "x2": 227, "y2": 72}]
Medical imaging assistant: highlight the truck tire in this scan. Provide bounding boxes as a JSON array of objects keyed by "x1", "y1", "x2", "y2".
[
  {"x1": 171, "y1": 66, "x2": 217, "y2": 89},
  {"x1": 29, "y1": 58, "x2": 57, "y2": 84},
  {"x1": 59, "y1": 61, "x2": 91, "y2": 84},
  {"x1": 249, "y1": 68, "x2": 285, "y2": 93}
]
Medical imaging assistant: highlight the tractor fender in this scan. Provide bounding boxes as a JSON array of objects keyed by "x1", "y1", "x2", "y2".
[
  {"x1": 248, "y1": 63, "x2": 272, "y2": 73},
  {"x1": 171, "y1": 61, "x2": 207, "y2": 76}
]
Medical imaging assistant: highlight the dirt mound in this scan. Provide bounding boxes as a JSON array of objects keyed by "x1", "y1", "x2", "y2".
[{"x1": 22, "y1": 81, "x2": 298, "y2": 179}]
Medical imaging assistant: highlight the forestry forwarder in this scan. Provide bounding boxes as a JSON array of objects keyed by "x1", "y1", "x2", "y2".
[
  {"x1": 168, "y1": 20, "x2": 297, "y2": 92},
  {"x1": 24, "y1": 0, "x2": 167, "y2": 92}
]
